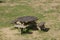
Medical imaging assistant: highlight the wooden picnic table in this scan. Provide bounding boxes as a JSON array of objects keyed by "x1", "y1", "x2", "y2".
[{"x1": 12, "y1": 16, "x2": 38, "y2": 34}]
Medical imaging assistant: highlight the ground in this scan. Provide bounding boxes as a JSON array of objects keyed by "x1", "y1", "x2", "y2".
[{"x1": 0, "y1": 0, "x2": 60, "y2": 40}]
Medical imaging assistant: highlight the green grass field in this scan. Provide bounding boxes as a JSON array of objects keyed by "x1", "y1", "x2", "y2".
[{"x1": 0, "y1": 0, "x2": 60, "y2": 40}]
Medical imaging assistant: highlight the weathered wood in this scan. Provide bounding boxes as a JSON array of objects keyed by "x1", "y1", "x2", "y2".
[{"x1": 12, "y1": 16, "x2": 38, "y2": 24}]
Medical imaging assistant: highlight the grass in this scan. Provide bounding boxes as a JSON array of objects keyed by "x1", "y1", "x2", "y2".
[
  {"x1": 0, "y1": 0, "x2": 60, "y2": 40},
  {"x1": 0, "y1": 5, "x2": 44, "y2": 27}
]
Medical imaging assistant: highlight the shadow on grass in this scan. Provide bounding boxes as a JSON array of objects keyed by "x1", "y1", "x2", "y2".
[
  {"x1": 40, "y1": 28, "x2": 50, "y2": 32},
  {"x1": 21, "y1": 23, "x2": 38, "y2": 34},
  {"x1": 38, "y1": 22, "x2": 50, "y2": 32}
]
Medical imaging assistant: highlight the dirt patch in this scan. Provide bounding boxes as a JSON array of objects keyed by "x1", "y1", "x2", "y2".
[
  {"x1": 0, "y1": 27, "x2": 21, "y2": 40},
  {"x1": 0, "y1": 27, "x2": 60, "y2": 40}
]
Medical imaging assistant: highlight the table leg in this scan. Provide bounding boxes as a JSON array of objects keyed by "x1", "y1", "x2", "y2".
[{"x1": 20, "y1": 28, "x2": 24, "y2": 34}]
